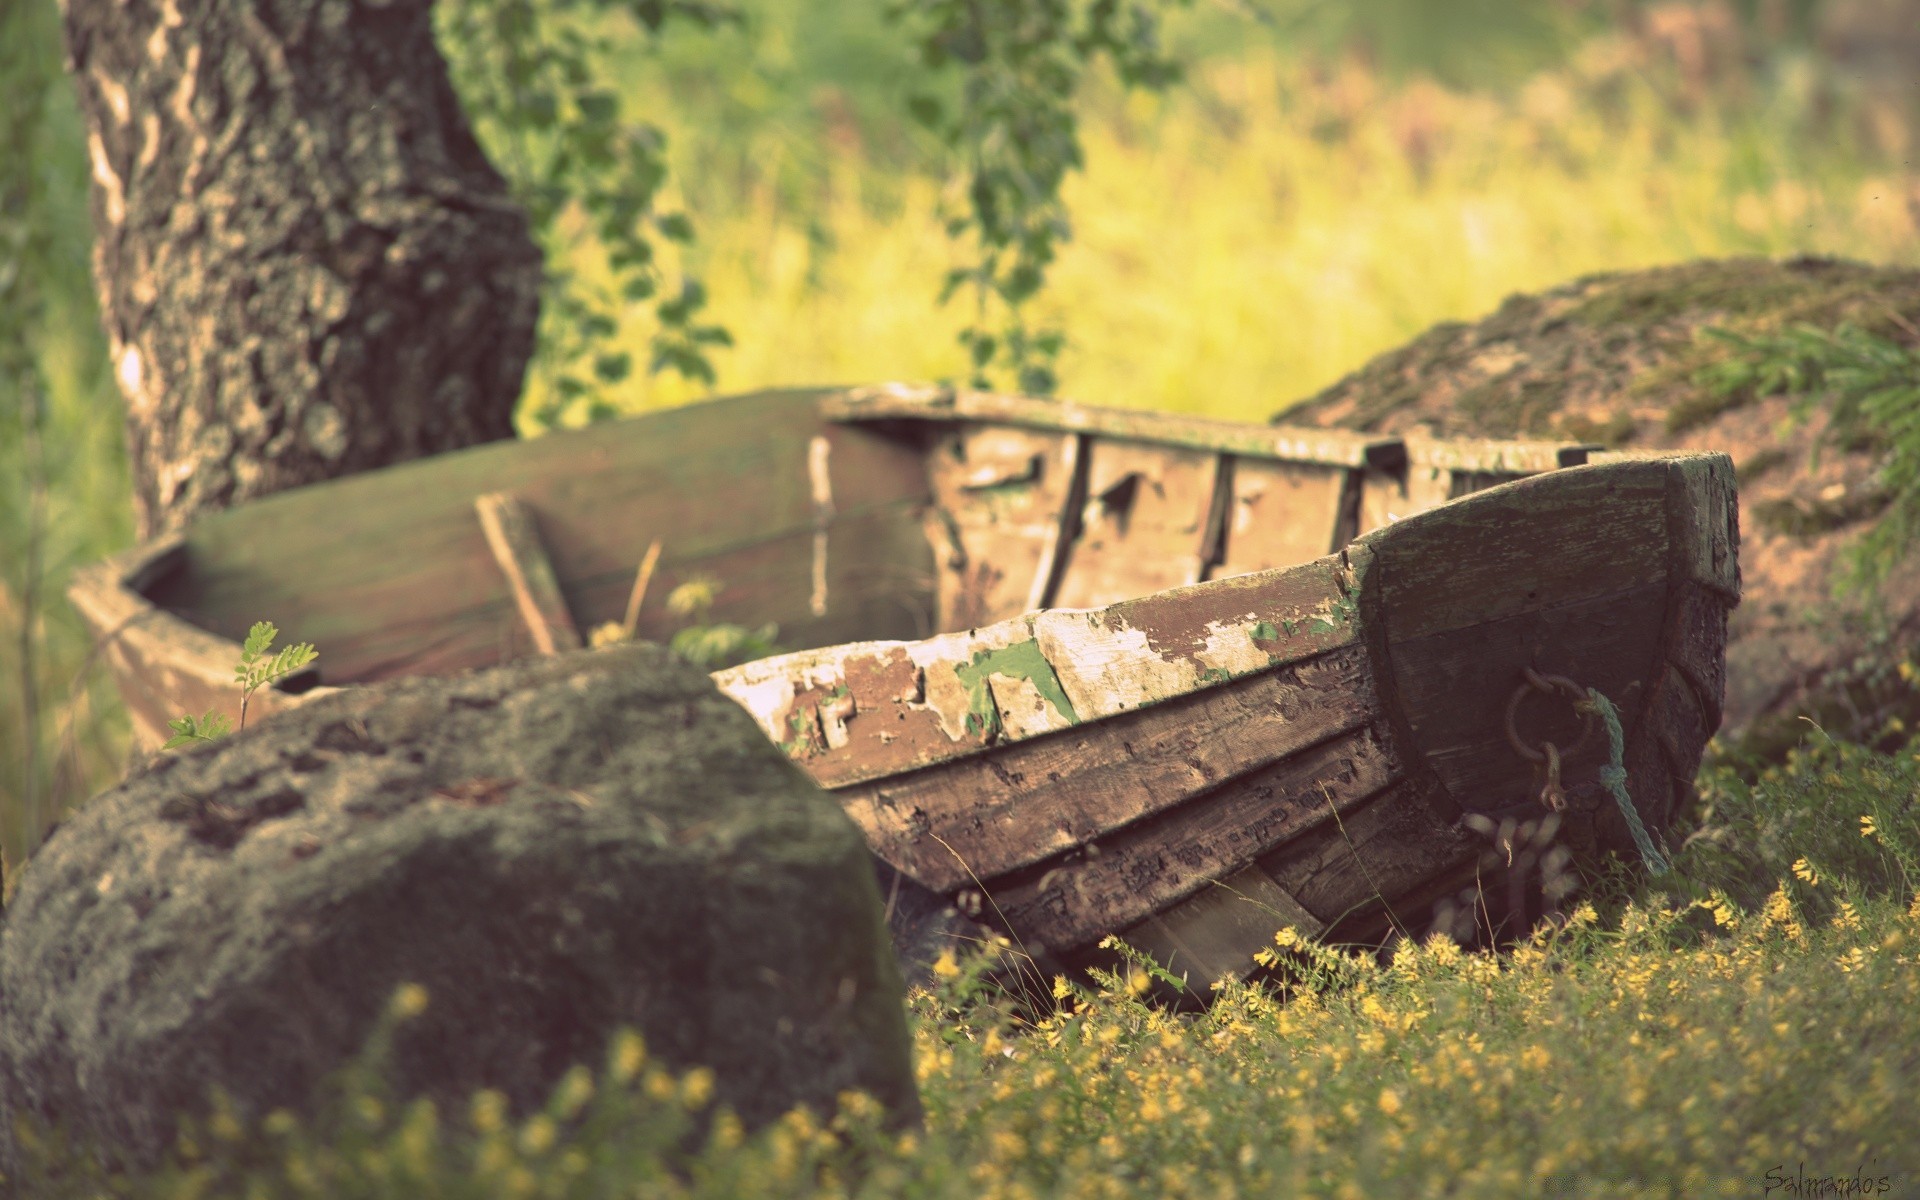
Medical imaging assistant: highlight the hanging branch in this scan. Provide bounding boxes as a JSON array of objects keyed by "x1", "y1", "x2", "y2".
[
  {"x1": 891, "y1": 0, "x2": 1192, "y2": 396},
  {"x1": 437, "y1": 0, "x2": 740, "y2": 428}
]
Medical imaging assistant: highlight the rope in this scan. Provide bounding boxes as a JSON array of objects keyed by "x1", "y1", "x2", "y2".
[{"x1": 1578, "y1": 687, "x2": 1670, "y2": 876}]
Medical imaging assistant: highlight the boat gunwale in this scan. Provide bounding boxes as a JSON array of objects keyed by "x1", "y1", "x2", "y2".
[{"x1": 825, "y1": 383, "x2": 1600, "y2": 474}]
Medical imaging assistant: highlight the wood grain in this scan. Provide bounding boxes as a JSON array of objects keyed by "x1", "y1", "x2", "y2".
[
  {"x1": 141, "y1": 390, "x2": 936, "y2": 692},
  {"x1": 473, "y1": 493, "x2": 583, "y2": 656},
  {"x1": 838, "y1": 646, "x2": 1378, "y2": 892},
  {"x1": 1211, "y1": 458, "x2": 1352, "y2": 577},
  {"x1": 984, "y1": 715, "x2": 1396, "y2": 954},
  {"x1": 1050, "y1": 440, "x2": 1222, "y2": 609},
  {"x1": 1123, "y1": 865, "x2": 1328, "y2": 992}
]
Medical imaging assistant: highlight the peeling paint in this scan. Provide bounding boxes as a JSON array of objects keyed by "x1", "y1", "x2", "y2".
[
  {"x1": 955, "y1": 640, "x2": 1079, "y2": 738},
  {"x1": 1194, "y1": 618, "x2": 1272, "y2": 677},
  {"x1": 1033, "y1": 611, "x2": 1196, "y2": 717}
]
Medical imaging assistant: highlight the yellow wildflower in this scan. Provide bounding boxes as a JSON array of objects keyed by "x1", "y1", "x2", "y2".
[
  {"x1": 1861, "y1": 814, "x2": 1879, "y2": 838},
  {"x1": 1791, "y1": 858, "x2": 1819, "y2": 886},
  {"x1": 1378, "y1": 1088, "x2": 1402, "y2": 1116},
  {"x1": 932, "y1": 950, "x2": 960, "y2": 980}
]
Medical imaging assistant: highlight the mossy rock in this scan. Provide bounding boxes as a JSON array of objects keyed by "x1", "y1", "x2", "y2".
[
  {"x1": 1277, "y1": 255, "x2": 1920, "y2": 766},
  {"x1": 0, "y1": 643, "x2": 919, "y2": 1180}
]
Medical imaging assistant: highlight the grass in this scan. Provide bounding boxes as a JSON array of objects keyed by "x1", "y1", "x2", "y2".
[{"x1": 10, "y1": 728, "x2": 1920, "y2": 1197}]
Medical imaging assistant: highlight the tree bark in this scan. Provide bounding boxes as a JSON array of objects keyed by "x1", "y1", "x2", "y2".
[{"x1": 62, "y1": 0, "x2": 543, "y2": 541}]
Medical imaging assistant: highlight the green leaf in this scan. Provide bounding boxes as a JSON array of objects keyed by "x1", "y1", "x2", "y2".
[
  {"x1": 654, "y1": 212, "x2": 695, "y2": 243},
  {"x1": 593, "y1": 352, "x2": 632, "y2": 383},
  {"x1": 575, "y1": 91, "x2": 619, "y2": 124}
]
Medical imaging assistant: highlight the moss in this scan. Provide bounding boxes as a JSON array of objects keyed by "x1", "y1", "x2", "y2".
[
  {"x1": 1555, "y1": 410, "x2": 1638, "y2": 448},
  {"x1": 1750, "y1": 487, "x2": 1894, "y2": 539},
  {"x1": 1734, "y1": 447, "x2": 1792, "y2": 485},
  {"x1": 1285, "y1": 256, "x2": 1920, "y2": 442}
]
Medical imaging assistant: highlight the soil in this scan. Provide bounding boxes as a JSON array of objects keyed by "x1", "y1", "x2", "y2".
[{"x1": 1274, "y1": 255, "x2": 1920, "y2": 767}]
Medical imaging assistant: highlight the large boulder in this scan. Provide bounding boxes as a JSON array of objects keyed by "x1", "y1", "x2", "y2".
[
  {"x1": 0, "y1": 643, "x2": 919, "y2": 1179},
  {"x1": 1277, "y1": 255, "x2": 1920, "y2": 765}
]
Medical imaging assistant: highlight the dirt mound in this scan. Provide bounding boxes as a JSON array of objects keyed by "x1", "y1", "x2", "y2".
[{"x1": 1277, "y1": 255, "x2": 1920, "y2": 765}]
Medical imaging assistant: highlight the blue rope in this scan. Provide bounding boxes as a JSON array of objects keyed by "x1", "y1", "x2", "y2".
[{"x1": 1582, "y1": 688, "x2": 1669, "y2": 876}]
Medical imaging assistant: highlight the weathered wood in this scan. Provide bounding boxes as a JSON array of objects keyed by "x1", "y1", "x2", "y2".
[
  {"x1": 1258, "y1": 773, "x2": 1480, "y2": 931},
  {"x1": 474, "y1": 493, "x2": 583, "y2": 656},
  {"x1": 139, "y1": 391, "x2": 935, "y2": 699},
  {"x1": 1210, "y1": 458, "x2": 1353, "y2": 578},
  {"x1": 834, "y1": 646, "x2": 1378, "y2": 892},
  {"x1": 1381, "y1": 580, "x2": 1669, "y2": 813},
  {"x1": 1356, "y1": 461, "x2": 1673, "y2": 644},
  {"x1": 827, "y1": 384, "x2": 1407, "y2": 470},
  {"x1": 1123, "y1": 866, "x2": 1328, "y2": 992},
  {"x1": 1050, "y1": 440, "x2": 1221, "y2": 608},
  {"x1": 69, "y1": 386, "x2": 1735, "y2": 990},
  {"x1": 713, "y1": 556, "x2": 1360, "y2": 789},
  {"x1": 1403, "y1": 431, "x2": 1594, "y2": 475},
  {"x1": 923, "y1": 423, "x2": 1083, "y2": 628},
  {"x1": 987, "y1": 714, "x2": 1395, "y2": 955}
]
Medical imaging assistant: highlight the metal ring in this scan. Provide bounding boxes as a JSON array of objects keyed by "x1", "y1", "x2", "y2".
[{"x1": 1505, "y1": 670, "x2": 1598, "y2": 764}]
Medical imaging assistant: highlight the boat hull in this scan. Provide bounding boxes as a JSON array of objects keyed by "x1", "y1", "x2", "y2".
[{"x1": 68, "y1": 387, "x2": 1736, "y2": 989}]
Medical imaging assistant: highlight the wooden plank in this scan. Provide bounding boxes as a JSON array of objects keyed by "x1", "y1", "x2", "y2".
[
  {"x1": 1258, "y1": 773, "x2": 1480, "y2": 930},
  {"x1": 824, "y1": 383, "x2": 1406, "y2": 470},
  {"x1": 142, "y1": 391, "x2": 936, "y2": 687},
  {"x1": 924, "y1": 423, "x2": 1083, "y2": 629},
  {"x1": 1354, "y1": 461, "x2": 1673, "y2": 644},
  {"x1": 1050, "y1": 440, "x2": 1221, "y2": 609},
  {"x1": 1403, "y1": 431, "x2": 1594, "y2": 475},
  {"x1": 1662, "y1": 452, "x2": 1741, "y2": 601},
  {"x1": 987, "y1": 716, "x2": 1395, "y2": 956},
  {"x1": 1383, "y1": 579, "x2": 1670, "y2": 814},
  {"x1": 473, "y1": 493, "x2": 583, "y2": 656},
  {"x1": 1122, "y1": 866, "x2": 1329, "y2": 992},
  {"x1": 1212, "y1": 458, "x2": 1353, "y2": 576},
  {"x1": 712, "y1": 555, "x2": 1362, "y2": 789},
  {"x1": 834, "y1": 645, "x2": 1378, "y2": 892}
]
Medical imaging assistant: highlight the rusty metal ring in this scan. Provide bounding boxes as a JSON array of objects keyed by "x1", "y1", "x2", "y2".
[{"x1": 1505, "y1": 669, "x2": 1598, "y2": 764}]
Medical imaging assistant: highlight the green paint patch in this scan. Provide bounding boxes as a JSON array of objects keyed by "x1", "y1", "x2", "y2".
[
  {"x1": 1305, "y1": 591, "x2": 1358, "y2": 635},
  {"x1": 953, "y1": 640, "x2": 1080, "y2": 739},
  {"x1": 783, "y1": 709, "x2": 821, "y2": 758},
  {"x1": 1199, "y1": 666, "x2": 1234, "y2": 686},
  {"x1": 1252, "y1": 620, "x2": 1282, "y2": 641}
]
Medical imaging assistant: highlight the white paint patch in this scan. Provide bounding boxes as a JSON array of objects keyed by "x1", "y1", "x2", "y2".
[
  {"x1": 1033, "y1": 610, "x2": 1196, "y2": 721},
  {"x1": 712, "y1": 669, "x2": 798, "y2": 744},
  {"x1": 988, "y1": 674, "x2": 1072, "y2": 740},
  {"x1": 808, "y1": 435, "x2": 832, "y2": 617},
  {"x1": 904, "y1": 617, "x2": 1033, "y2": 742},
  {"x1": 1194, "y1": 619, "x2": 1270, "y2": 677}
]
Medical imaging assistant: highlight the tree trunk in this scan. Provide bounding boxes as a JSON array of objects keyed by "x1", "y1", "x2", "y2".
[{"x1": 62, "y1": 0, "x2": 543, "y2": 541}]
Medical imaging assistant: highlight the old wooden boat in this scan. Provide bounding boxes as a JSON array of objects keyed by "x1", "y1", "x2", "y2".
[{"x1": 70, "y1": 384, "x2": 1739, "y2": 989}]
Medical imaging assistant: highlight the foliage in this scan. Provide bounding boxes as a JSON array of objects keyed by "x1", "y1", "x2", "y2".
[
  {"x1": 12, "y1": 734, "x2": 1920, "y2": 1195},
  {"x1": 162, "y1": 623, "x2": 318, "y2": 748},
  {"x1": 1694, "y1": 322, "x2": 1920, "y2": 594},
  {"x1": 662, "y1": 576, "x2": 781, "y2": 670},
  {"x1": 888, "y1": 0, "x2": 1193, "y2": 396},
  {"x1": 0, "y1": 0, "x2": 132, "y2": 868},
  {"x1": 436, "y1": 0, "x2": 741, "y2": 429}
]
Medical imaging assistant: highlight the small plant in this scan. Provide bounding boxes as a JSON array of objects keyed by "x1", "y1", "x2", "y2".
[
  {"x1": 660, "y1": 576, "x2": 780, "y2": 670},
  {"x1": 162, "y1": 621, "x2": 318, "y2": 748},
  {"x1": 1693, "y1": 321, "x2": 1920, "y2": 595}
]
